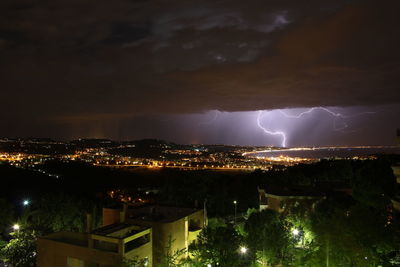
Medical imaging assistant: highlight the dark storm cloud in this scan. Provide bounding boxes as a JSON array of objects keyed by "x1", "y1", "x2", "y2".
[
  {"x1": 0, "y1": 0, "x2": 399, "y2": 139},
  {"x1": 103, "y1": 21, "x2": 151, "y2": 45},
  {"x1": 165, "y1": 0, "x2": 400, "y2": 111}
]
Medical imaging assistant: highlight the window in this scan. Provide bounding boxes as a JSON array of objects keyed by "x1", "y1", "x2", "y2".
[{"x1": 124, "y1": 234, "x2": 150, "y2": 252}]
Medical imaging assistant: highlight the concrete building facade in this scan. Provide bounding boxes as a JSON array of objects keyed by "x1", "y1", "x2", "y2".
[
  {"x1": 258, "y1": 187, "x2": 325, "y2": 213},
  {"x1": 124, "y1": 205, "x2": 204, "y2": 265},
  {"x1": 37, "y1": 223, "x2": 152, "y2": 267},
  {"x1": 37, "y1": 204, "x2": 205, "y2": 267}
]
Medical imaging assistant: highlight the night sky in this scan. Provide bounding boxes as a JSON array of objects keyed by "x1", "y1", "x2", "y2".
[{"x1": 1, "y1": 0, "x2": 399, "y2": 146}]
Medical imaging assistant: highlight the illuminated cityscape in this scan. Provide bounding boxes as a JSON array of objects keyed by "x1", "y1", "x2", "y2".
[
  {"x1": 1, "y1": 138, "x2": 395, "y2": 173},
  {"x1": 1, "y1": 0, "x2": 400, "y2": 266}
]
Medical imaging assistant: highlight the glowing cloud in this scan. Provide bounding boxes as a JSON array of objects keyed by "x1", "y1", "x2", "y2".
[
  {"x1": 278, "y1": 107, "x2": 375, "y2": 132},
  {"x1": 257, "y1": 107, "x2": 376, "y2": 147}
]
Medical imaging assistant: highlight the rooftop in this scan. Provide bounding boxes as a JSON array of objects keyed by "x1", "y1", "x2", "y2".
[
  {"x1": 40, "y1": 232, "x2": 88, "y2": 247},
  {"x1": 92, "y1": 223, "x2": 150, "y2": 239},
  {"x1": 259, "y1": 186, "x2": 325, "y2": 198},
  {"x1": 127, "y1": 204, "x2": 201, "y2": 223}
]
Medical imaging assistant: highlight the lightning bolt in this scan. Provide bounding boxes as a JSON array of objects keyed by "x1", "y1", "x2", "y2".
[
  {"x1": 199, "y1": 110, "x2": 219, "y2": 126},
  {"x1": 257, "y1": 111, "x2": 287, "y2": 147},
  {"x1": 257, "y1": 107, "x2": 376, "y2": 147},
  {"x1": 278, "y1": 107, "x2": 375, "y2": 132}
]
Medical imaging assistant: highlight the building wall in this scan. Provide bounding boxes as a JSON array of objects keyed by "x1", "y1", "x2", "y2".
[
  {"x1": 128, "y1": 218, "x2": 186, "y2": 266},
  {"x1": 37, "y1": 238, "x2": 121, "y2": 267},
  {"x1": 188, "y1": 210, "x2": 205, "y2": 229},
  {"x1": 188, "y1": 229, "x2": 202, "y2": 243},
  {"x1": 124, "y1": 240, "x2": 153, "y2": 266},
  {"x1": 392, "y1": 166, "x2": 400, "y2": 183},
  {"x1": 38, "y1": 230, "x2": 153, "y2": 267},
  {"x1": 38, "y1": 208, "x2": 204, "y2": 267},
  {"x1": 103, "y1": 208, "x2": 121, "y2": 226},
  {"x1": 128, "y1": 209, "x2": 204, "y2": 266},
  {"x1": 259, "y1": 190, "x2": 324, "y2": 213},
  {"x1": 157, "y1": 219, "x2": 186, "y2": 264},
  {"x1": 266, "y1": 197, "x2": 283, "y2": 212}
]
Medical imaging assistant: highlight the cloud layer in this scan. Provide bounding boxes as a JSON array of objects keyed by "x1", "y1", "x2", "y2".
[{"x1": 1, "y1": 0, "x2": 399, "y2": 139}]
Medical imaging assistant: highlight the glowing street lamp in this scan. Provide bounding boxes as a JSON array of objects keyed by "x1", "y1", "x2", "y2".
[
  {"x1": 23, "y1": 199, "x2": 30, "y2": 206},
  {"x1": 12, "y1": 224, "x2": 20, "y2": 231},
  {"x1": 292, "y1": 228, "x2": 300, "y2": 236},
  {"x1": 292, "y1": 228, "x2": 306, "y2": 248},
  {"x1": 240, "y1": 246, "x2": 248, "y2": 254}
]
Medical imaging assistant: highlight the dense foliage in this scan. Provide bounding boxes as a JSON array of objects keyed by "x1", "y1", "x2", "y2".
[
  {"x1": 184, "y1": 159, "x2": 400, "y2": 266},
  {"x1": 0, "y1": 228, "x2": 37, "y2": 267}
]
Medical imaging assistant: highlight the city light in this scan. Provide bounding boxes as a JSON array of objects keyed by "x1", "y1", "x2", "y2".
[{"x1": 23, "y1": 199, "x2": 30, "y2": 206}]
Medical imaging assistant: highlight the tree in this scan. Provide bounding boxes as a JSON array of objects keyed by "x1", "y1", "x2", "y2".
[
  {"x1": 245, "y1": 210, "x2": 293, "y2": 266},
  {"x1": 189, "y1": 224, "x2": 249, "y2": 267},
  {"x1": 352, "y1": 159, "x2": 397, "y2": 208},
  {"x1": 0, "y1": 198, "x2": 14, "y2": 235},
  {"x1": 308, "y1": 197, "x2": 399, "y2": 267},
  {"x1": 0, "y1": 228, "x2": 37, "y2": 267},
  {"x1": 121, "y1": 256, "x2": 149, "y2": 267},
  {"x1": 30, "y1": 193, "x2": 100, "y2": 233},
  {"x1": 158, "y1": 235, "x2": 187, "y2": 267}
]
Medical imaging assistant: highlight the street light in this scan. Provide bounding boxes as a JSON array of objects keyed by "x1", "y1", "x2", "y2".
[
  {"x1": 292, "y1": 228, "x2": 299, "y2": 236},
  {"x1": 240, "y1": 246, "x2": 248, "y2": 254},
  {"x1": 233, "y1": 200, "x2": 237, "y2": 224},
  {"x1": 12, "y1": 224, "x2": 20, "y2": 231},
  {"x1": 23, "y1": 199, "x2": 30, "y2": 206}
]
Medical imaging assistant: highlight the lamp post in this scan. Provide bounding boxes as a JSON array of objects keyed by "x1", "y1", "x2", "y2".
[{"x1": 233, "y1": 200, "x2": 237, "y2": 224}]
